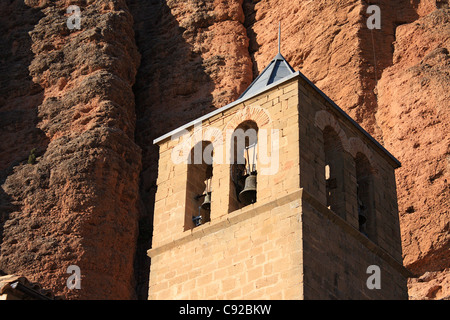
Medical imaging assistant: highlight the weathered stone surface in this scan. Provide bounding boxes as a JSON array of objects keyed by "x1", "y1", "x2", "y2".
[
  {"x1": 243, "y1": 0, "x2": 422, "y2": 139},
  {"x1": 376, "y1": 8, "x2": 450, "y2": 299},
  {"x1": 408, "y1": 268, "x2": 450, "y2": 300},
  {"x1": 0, "y1": 0, "x2": 141, "y2": 299}
]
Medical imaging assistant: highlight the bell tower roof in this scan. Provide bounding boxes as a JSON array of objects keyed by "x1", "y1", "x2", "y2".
[{"x1": 239, "y1": 52, "x2": 296, "y2": 100}]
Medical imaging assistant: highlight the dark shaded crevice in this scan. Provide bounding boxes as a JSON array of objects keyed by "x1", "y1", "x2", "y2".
[
  {"x1": 242, "y1": 0, "x2": 260, "y2": 80},
  {"x1": 355, "y1": 1, "x2": 419, "y2": 138},
  {"x1": 127, "y1": 0, "x2": 215, "y2": 300},
  {"x1": 0, "y1": 1, "x2": 46, "y2": 270}
]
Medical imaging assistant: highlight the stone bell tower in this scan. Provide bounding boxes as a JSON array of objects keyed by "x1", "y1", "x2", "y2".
[{"x1": 147, "y1": 49, "x2": 409, "y2": 299}]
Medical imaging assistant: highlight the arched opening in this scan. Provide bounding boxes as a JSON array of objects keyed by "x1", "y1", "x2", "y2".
[
  {"x1": 323, "y1": 126, "x2": 346, "y2": 219},
  {"x1": 229, "y1": 121, "x2": 258, "y2": 213},
  {"x1": 185, "y1": 141, "x2": 213, "y2": 230},
  {"x1": 355, "y1": 152, "x2": 376, "y2": 241}
]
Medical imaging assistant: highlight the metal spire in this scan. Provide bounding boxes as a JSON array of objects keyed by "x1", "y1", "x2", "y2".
[
  {"x1": 278, "y1": 21, "x2": 281, "y2": 53},
  {"x1": 237, "y1": 20, "x2": 296, "y2": 100}
]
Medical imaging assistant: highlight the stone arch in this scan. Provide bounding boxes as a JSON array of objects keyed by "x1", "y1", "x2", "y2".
[
  {"x1": 225, "y1": 105, "x2": 271, "y2": 132},
  {"x1": 355, "y1": 151, "x2": 377, "y2": 242},
  {"x1": 323, "y1": 125, "x2": 347, "y2": 220},
  {"x1": 228, "y1": 120, "x2": 259, "y2": 213},
  {"x1": 348, "y1": 137, "x2": 377, "y2": 173},
  {"x1": 185, "y1": 140, "x2": 213, "y2": 230},
  {"x1": 314, "y1": 110, "x2": 350, "y2": 153},
  {"x1": 171, "y1": 123, "x2": 224, "y2": 166}
]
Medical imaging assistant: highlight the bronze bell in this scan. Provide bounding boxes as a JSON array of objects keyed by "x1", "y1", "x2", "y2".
[
  {"x1": 201, "y1": 192, "x2": 211, "y2": 211},
  {"x1": 239, "y1": 174, "x2": 257, "y2": 204}
]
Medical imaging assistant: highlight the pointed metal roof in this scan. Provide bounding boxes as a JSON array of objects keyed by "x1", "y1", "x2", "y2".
[{"x1": 239, "y1": 52, "x2": 296, "y2": 100}]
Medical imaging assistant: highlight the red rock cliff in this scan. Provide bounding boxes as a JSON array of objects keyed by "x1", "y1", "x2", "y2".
[{"x1": 0, "y1": 0, "x2": 141, "y2": 299}]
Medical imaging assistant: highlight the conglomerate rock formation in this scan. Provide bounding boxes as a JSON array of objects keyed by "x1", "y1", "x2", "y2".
[
  {"x1": 376, "y1": 7, "x2": 450, "y2": 300},
  {"x1": 0, "y1": 0, "x2": 142, "y2": 299},
  {"x1": 0, "y1": 0, "x2": 448, "y2": 299}
]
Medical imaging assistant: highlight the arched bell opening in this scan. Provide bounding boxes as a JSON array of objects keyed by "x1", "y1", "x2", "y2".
[
  {"x1": 355, "y1": 152, "x2": 376, "y2": 242},
  {"x1": 229, "y1": 120, "x2": 258, "y2": 213},
  {"x1": 185, "y1": 141, "x2": 213, "y2": 230},
  {"x1": 323, "y1": 126, "x2": 347, "y2": 220}
]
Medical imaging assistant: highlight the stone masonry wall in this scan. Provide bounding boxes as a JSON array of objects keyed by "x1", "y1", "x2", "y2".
[
  {"x1": 297, "y1": 76, "x2": 403, "y2": 264},
  {"x1": 151, "y1": 79, "x2": 300, "y2": 248},
  {"x1": 149, "y1": 75, "x2": 407, "y2": 299},
  {"x1": 301, "y1": 191, "x2": 408, "y2": 299},
  {"x1": 148, "y1": 191, "x2": 303, "y2": 299},
  {"x1": 149, "y1": 79, "x2": 303, "y2": 299}
]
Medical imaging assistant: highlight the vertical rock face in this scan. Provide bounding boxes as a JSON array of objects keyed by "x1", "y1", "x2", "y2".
[
  {"x1": 0, "y1": 0, "x2": 448, "y2": 299},
  {"x1": 0, "y1": 0, "x2": 141, "y2": 299},
  {"x1": 376, "y1": 8, "x2": 450, "y2": 299},
  {"x1": 243, "y1": 0, "x2": 420, "y2": 139}
]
